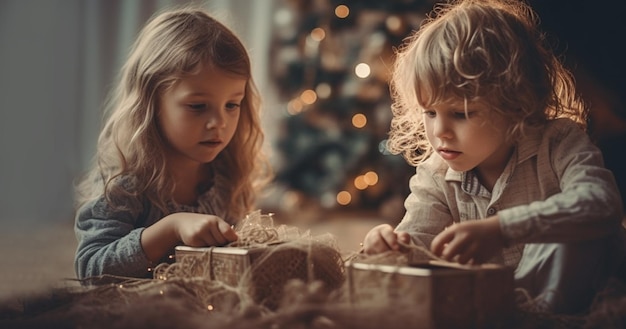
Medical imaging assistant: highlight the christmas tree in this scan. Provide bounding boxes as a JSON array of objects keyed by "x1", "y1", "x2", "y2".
[{"x1": 266, "y1": 0, "x2": 435, "y2": 221}]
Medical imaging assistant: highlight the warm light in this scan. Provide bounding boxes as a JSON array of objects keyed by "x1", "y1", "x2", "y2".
[
  {"x1": 335, "y1": 5, "x2": 350, "y2": 18},
  {"x1": 364, "y1": 171, "x2": 379, "y2": 186},
  {"x1": 316, "y1": 83, "x2": 332, "y2": 99},
  {"x1": 274, "y1": 8, "x2": 293, "y2": 26},
  {"x1": 354, "y1": 175, "x2": 368, "y2": 190},
  {"x1": 300, "y1": 89, "x2": 317, "y2": 105},
  {"x1": 355, "y1": 63, "x2": 371, "y2": 78},
  {"x1": 352, "y1": 113, "x2": 367, "y2": 128},
  {"x1": 386, "y1": 16, "x2": 402, "y2": 33},
  {"x1": 310, "y1": 27, "x2": 326, "y2": 41},
  {"x1": 207, "y1": 305, "x2": 214, "y2": 311},
  {"x1": 287, "y1": 98, "x2": 304, "y2": 115},
  {"x1": 337, "y1": 191, "x2": 352, "y2": 205}
]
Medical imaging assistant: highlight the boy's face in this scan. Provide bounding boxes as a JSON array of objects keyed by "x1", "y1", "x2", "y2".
[
  {"x1": 157, "y1": 63, "x2": 246, "y2": 171},
  {"x1": 423, "y1": 99, "x2": 514, "y2": 180}
]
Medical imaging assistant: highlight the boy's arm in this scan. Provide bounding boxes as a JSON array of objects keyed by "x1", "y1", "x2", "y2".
[
  {"x1": 396, "y1": 164, "x2": 455, "y2": 248},
  {"x1": 498, "y1": 119, "x2": 624, "y2": 244}
]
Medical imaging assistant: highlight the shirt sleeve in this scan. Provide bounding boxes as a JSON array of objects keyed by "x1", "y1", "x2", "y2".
[
  {"x1": 396, "y1": 164, "x2": 455, "y2": 248},
  {"x1": 74, "y1": 196, "x2": 152, "y2": 279},
  {"x1": 498, "y1": 119, "x2": 624, "y2": 244}
]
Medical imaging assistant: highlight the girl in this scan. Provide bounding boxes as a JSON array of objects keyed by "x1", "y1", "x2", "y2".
[
  {"x1": 74, "y1": 7, "x2": 271, "y2": 279},
  {"x1": 362, "y1": 0, "x2": 625, "y2": 314}
]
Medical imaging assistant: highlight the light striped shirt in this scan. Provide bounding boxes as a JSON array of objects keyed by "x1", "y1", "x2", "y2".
[{"x1": 396, "y1": 118, "x2": 624, "y2": 268}]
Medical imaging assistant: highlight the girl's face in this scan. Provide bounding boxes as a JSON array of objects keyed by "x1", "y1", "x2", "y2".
[
  {"x1": 423, "y1": 99, "x2": 514, "y2": 180},
  {"x1": 158, "y1": 63, "x2": 246, "y2": 171}
]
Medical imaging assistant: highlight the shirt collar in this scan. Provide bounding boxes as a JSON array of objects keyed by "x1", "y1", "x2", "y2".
[
  {"x1": 514, "y1": 126, "x2": 543, "y2": 164},
  {"x1": 442, "y1": 128, "x2": 541, "y2": 197},
  {"x1": 444, "y1": 168, "x2": 491, "y2": 197}
]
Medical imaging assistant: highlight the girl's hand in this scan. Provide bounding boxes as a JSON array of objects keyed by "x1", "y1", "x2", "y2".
[
  {"x1": 171, "y1": 213, "x2": 238, "y2": 247},
  {"x1": 430, "y1": 216, "x2": 504, "y2": 264},
  {"x1": 362, "y1": 224, "x2": 411, "y2": 254}
]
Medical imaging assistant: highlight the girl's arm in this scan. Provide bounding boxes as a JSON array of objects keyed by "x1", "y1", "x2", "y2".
[
  {"x1": 74, "y1": 197, "x2": 153, "y2": 278},
  {"x1": 140, "y1": 212, "x2": 237, "y2": 263}
]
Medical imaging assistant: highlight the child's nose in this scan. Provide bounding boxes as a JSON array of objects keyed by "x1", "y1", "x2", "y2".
[
  {"x1": 206, "y1": 110, "x2": 227, "y2": 129},
  {"x1": 433, "y1": 117, "x2": 452, "y2": 138}
]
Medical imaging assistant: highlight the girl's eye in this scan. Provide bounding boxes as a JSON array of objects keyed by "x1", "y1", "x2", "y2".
[
  {"x1": 188, "y1": 104, "x2": 206, "y2": 111},
  {"x1": 225, "y1": 103, "x2": 241, "y2": 111}
]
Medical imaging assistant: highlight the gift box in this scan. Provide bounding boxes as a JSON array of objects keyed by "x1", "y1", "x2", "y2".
[
  {"x1": 345, "y1": 260, "x2": 514, "y2": 329},
  {"x1": 174, "y1": 241, "x2": 344, "y2": 310}
]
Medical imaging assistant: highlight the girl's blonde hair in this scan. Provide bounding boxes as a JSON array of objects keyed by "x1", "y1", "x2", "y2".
[
  {"x1": 388, "y1": 0, "x2": 588, "y2": 165},
  {"x1": 76, "y1": 6, "x2": 271, "y2": 220}
]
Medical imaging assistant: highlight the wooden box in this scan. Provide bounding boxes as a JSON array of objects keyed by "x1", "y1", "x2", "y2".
[
  {"x1": 175, "y1": 243, "x2": 344, "y2": 309},
  {"x1": 345, "y1": 260, "x2": 514, "y2": 329}
]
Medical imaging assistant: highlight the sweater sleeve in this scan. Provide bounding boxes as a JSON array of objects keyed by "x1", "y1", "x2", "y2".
[
  {"x1": 498, "y1": 119, "x2": 624, "y2": 244},
  {"x1": 396, "y1": 163, "x2": 455, "y2": 248},
  {"x1": 74, "y1": 196, "x2": 152, "y2": 279}
]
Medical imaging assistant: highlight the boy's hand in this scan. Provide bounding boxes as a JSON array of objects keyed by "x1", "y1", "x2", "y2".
[
  {"x1": 430, "y1": 216, "x2": 504, "y2": 264},
  {"x1": 362, "y1": 224, "x2": 411, "y2": 254},
  {"x1": 172, "y1": 213, "x2": 238, "y2": 247}
]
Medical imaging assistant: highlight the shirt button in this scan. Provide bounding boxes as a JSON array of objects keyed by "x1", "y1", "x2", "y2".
[{"x1": 487, "y1": 207, "x2": 496, "y2": 215}]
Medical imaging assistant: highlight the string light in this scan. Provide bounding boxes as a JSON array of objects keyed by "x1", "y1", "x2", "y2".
[
  {"x1": 336, "y1": 191, "x2": 352, "y2": 205},
  {"x1": 300, "y1": 89, "x2": 317, "y2": 105},
  {"x1": 355, "y1": 63, "x2": 371, "y2": 78},
  {"x1": 364, "y1": 171, "x2": 379, "y2": 186},
  {"x1": 310, "y1": 27, "x2": 326, "y2": 41},
  {"x1": 335, "y1": 5, "x2": 349, "y2": 18},
  {"x1": 287, "y1": 98, "x2": 304, "y2": 115},
  {"x1": 352, "y1": 113, "x2": 367, "y2": 128},
  {"x1": 316, "y1": 83, "x2": 332, "y2": 99},
  {"x1": 207, "y1": 304, "x2": 214, "y2": 311},
  {"x1": 354, "y1": 175, "x2": 368, "y2": 190},
  {"x1": 385, "y1": 15, "x2": 402, "y2": 33}
]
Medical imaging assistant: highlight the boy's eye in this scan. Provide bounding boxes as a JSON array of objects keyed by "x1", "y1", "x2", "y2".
[
  {"x1": 423, "y1": 110, "x2": 436, "y2": 118},
  {"x1": 453, "y1": 111, "x2": 475, "y2": 119}
]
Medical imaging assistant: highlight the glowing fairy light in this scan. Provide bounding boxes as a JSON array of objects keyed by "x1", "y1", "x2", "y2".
[
  {"x1": 386, "y1": 15, "x2": 402, "y2": 33},
  {"x1": 316, "y1": 83, "x2": 332, "y2": 99},
  {"x1": 364, "y1": 171, "x2": 379, "y2": 186},
  {"x1": 207, "y1": 305, "x2": 214, "y2": 311},
  {"x1": 335, "y1": 5, "x2": 349, "y2": 18},
  {"x1": 300, "y1": 89, "x2": 317, "y2": 104},
  {"x1": 310, "y1": 27, "x2": 326, "y2": 41},
  {"x1": 354, "y1": 175, "x2": 368, "y2": 190},
  {"x1": 355, "y1": 63, "x2": 371, "y2": 78},
  {"x1": 352, "y1": 113, "x2": 367, "y2": 128},
  {"x1": 274, "y1": 8, "x2": 292, "y2": 26},
  {"x1": 337, "y1": 191, "x2": 352, "y2": 205},
  {"x1": 287, "y1": 98, "x2": 304, "y2": 115}
]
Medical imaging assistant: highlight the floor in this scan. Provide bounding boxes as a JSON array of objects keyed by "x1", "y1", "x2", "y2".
[{"x1": 0, "y1": 212, "x2": 387, "y2": 300}]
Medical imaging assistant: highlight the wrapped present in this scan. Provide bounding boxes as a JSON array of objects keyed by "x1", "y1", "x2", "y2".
[
  {"x1": 345, "y1": 259, "x2": 514, "y2": 329},
  {"x1": 156, "y1": 211, "x2": 345, "y2": 310}
]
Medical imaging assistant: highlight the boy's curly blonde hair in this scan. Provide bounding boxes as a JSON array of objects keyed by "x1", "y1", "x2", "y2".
[{"x1": 388, "y1": 0, "x2": 588, "y2": 166}]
